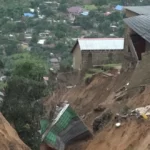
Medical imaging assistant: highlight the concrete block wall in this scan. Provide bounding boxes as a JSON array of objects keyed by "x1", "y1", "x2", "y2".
[{"x1": 82, "y1": 50, "x2": 123, "y2": 69}]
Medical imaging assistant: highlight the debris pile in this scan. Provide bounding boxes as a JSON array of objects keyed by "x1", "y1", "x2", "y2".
[
  {"x1": 135, "y1": 105, "x2": 150, "y2": 116},
  {"x1": 93, "y1": 110, "x2": 112, "y2": 132},
  {"x1": 40, "y1": 102, "x2": 92, "y2": 150},
  {"x1": 114, "y1": 105, "x2": 150, "y2": 127}
]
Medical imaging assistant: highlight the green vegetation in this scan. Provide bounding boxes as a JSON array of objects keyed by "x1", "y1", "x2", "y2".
[
  {"x1": 102, "y1": 63, "x2": 121, "y2": 68},
  {"x1": 84, "y1": 68, "x2": 103, "y2": 81},
  {"x1": 0, "y1": 0, "x2": 149, "y2": 149},
  {"x1": 84, "y1": 64, "x2": 121, "y2": 81},
  {"x1": 84, "y1": 5, "x2": 97, "y2": 10},
  {"x1": 2, "y1": 53, "x2": 48, "y2": 149}
]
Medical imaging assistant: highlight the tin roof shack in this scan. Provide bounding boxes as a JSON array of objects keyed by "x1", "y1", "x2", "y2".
[
  {"x1": 71, "y1": 38, "x2": 124, "y2": 70},
  {"x1": 125, "y1": 6, "x2": 150, "y2": 18},
  {"x1": 123, "y1": 14, "x2": 150, "y2": 88},
  {"x1": 67, "y1": 6, "x2": 84, "y2": 23},
  {"x1": 40, "y1": 103, "x2": 92, "y2": 150},
  {"x1": 123, "y1": 6, "x2": 150, "y2": 68},
  {"x1": 124, "y1": 14, "x2": 150, "y2": 62}
]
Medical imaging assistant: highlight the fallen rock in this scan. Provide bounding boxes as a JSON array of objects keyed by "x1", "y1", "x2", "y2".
[{"x1": 93, "y1": 105, "x2": 106, "y2": 113}]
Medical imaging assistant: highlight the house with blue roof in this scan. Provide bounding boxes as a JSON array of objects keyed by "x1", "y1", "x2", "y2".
[
  {"x1": 115, "y1": 5, "x2": 123, "y2": 11},
  {"x1": 24, "y1": 13, "x2": 35, "y2": 17}
]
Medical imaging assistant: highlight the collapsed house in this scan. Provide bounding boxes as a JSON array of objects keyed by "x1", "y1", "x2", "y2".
[{"x1": 40, "y1": 103, "x2": 92, "y2": 150}]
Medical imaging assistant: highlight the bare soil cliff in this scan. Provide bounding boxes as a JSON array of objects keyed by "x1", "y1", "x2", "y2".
[
  {"x1": 46, "y1": 68, "x2": 150, "y2": 150},
  {"x1": 0, "y1": 113, "x2": 31, "y2": 150}
]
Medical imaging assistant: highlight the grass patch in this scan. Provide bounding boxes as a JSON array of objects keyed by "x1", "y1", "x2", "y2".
[
  {"x1": 102, "y1": 63, "x2": 121, "y2": 68},
  {"x1": 84, "y1": 68, "x2": 103, "y2": 81},
  {"x1": 0, "y1": 82, "x2": 7, "y2": 89},
  {"x1": 84, "y1": 5, "x2": 97, "y2": 10},
  {"x1": 84, "y1": 73, "x2": 93, "y2": 81},
  {"x1": 88, "y1": 68, "x2": 103, "y2": 74},
  {"x1": 83, "y1": 64, "x2": 121, "y2": 82}
]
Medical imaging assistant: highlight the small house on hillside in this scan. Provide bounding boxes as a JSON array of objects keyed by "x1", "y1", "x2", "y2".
[
  {"x1": 67, "y1": 6, "x2": 83, "y2": 15},
  {"x1": 67, "y1": 6, "x2": 84, "y2": 23},
  {"x1": 123, "y1": 6, "x2": 150, "y2": 89},
  {"x1": 71, "y1": 38, "x2": 124, "y2": 70},
  {"x1": 123, "y1": 6, "x2": 150, "y2": 63},
  {"x1": 124, "y1": 15, "x2": 150, "y2": 61},
  {"x1": 24, "y1": 13, "x2": 35, "y2": 17}
]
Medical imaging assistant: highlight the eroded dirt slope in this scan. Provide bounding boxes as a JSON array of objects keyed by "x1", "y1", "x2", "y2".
[
  {"x1": 64, "y1": 69, "x2": 150, "y2": 150},
  {"x1": 0, "y1": 113, "x2": 31, "y2": 150},
  {"x1": 47, "y1": 68, "x2": 150, "y2": 150}
]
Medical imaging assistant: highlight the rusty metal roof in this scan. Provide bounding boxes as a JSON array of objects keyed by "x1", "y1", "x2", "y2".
[
  {"x1": 67, "y1": 6, "x2": 83, "y2": 14},
  {"x1": 124, "y1": 15, "x2": 150, "y2": 43},
  {"x1": 125, "y1": 6, "x2": 150, "y2": 15},
  {"x1": 78, "y1": 38, "x2": 124, "y2": 50}
]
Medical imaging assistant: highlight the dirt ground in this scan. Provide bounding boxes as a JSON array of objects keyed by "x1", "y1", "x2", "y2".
[
  {"x1": 46, "y1": 68, "x2": 150, "y2": 150},
  {"x1": 0, "y1": 113, "x2": 31, "y2": 150}
]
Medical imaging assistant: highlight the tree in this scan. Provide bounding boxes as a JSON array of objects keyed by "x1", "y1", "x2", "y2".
[
  {"x1": 74, "y1": 16, "x2": 93, "y2": 29},
  {"x1": 100, "y1": 20, "x2": 111, "y2": 35},
  {"x1": 55, "y1": 30, "x2": 66, "y2": 38},
  {"x1": 45, "y1": 38, "x2": 53, "y2": 44},
  {"x1": 2, "y1": 21, "x2": 16, "y2": 33},
  {"x1": 55, "y1": 42, "x2": 68, "y2": 53},
  {"x1": 15, "y1": 22, "x2": 27, "y2": 33},
  {"x1": 30, "y1": 0, "x2": 40, "y2": 8},
  {"x1": 2, "y1": 53, "x2": 48, "y2": 150},
  {"x1": 93, "y1": 0, "x2": 108, "y2": 5},
  {"x1": 30, "y1": 32, "x2": 38, "y2": 45},
  {"x1": 40, "y1": 5, "x2": 55, "y2": 17},
  {"x1": 17, "y1": 33, "x2": 25, "y2": 41},
  {"x1": 58, "y1": 4, "x2": 68, "y2": 12},
  {"x1": 116, "y1": 24, "x2": 125, "y2": 37},
  {"x1": 107, "y1": 11, "x2": 122, "y2": 22}
]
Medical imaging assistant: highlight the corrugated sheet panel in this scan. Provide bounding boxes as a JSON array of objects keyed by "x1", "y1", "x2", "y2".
[
  {"x1": 78, "y1": 38, "x2": 124, "y2": 50},
  {"x1": 40, "y1": 105, "x2": 91, "y2": 150},
  {"x1": 125, "y1": 6, "x2": 150, "y2": 15},
  {"x1": 124, "y1": 15, "x2": 150, "y2": 43}
]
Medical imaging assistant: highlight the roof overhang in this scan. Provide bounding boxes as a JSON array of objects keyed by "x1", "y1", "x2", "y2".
[
  {"x1": 124, "y1": 6, "x2": 150, "y2": 15},
  {"x1": 124, "y1": 15, "x2": 150, "y2": 43},
  {"x1": 70, "y1": 40, "x2": 79, "y2": 53}
]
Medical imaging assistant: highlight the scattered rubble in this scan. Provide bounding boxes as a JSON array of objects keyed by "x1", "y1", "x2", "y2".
[
  {"x1": 115, "y1": 122, "x2": 121, "y2": 128},
  {"x1": 102, "y1": 72, "x2": 114, "y2": 77},
  {"x1": 93, "y1": 110, "x2": 112, "y2": 133},
  {"x1": 66, "y1": 85, "x2": 76, "y2": 89},
  {"x1": 114, "y1": 105, "x2": 150, "y2": 124},
  {"x1": 93, "y1": 105, "x2": 106, "y2": 113},
  {"x1": 134, "y1": 105, "x2": 150, "y2": 116}
]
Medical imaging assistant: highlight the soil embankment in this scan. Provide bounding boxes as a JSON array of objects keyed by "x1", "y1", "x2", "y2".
[
  {"x1": 0, "y1": 113, "x2": 31, "y2": 150},
  {"x1": 47, "y1": 68, "x2": 150, "y2": 150}
]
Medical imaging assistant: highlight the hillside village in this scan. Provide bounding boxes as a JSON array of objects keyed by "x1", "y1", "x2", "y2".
[
  {"x1": 0, "y1": 0, "x2": 127, "y2": 72},
  {"x1": 1, "y1": 0, "x2": 150, "y2": 150}
]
